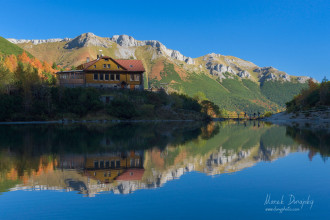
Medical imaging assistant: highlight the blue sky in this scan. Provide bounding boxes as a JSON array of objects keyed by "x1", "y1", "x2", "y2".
[{"x1": 0, "y1": 0, "x2": 329, "y2": 81}]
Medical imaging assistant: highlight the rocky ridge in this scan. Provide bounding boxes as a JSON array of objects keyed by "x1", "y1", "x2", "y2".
[
  {"x1": 7, "y1": 38, "x2": 71, "y2": 45},
  {"x1": 6, "y1": 32, "x2": 317, "y2": 84},
  {"x1": 8, "y1": 33, "x2": 195, "y2": 64}
]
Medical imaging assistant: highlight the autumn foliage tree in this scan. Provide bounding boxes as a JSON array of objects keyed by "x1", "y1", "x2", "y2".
[
  {"x1": 286, "y1": 78, "x2": 330, "y2": 112},
  {"x1": 0, "y1": 51, "x2": 57, "y2": 90}
]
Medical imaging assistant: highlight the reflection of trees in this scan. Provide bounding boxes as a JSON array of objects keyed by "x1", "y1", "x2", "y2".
[
  {"x1": 286, "y1": 126, "x2": 330, "y2": 160},
  {"x1": 0, "y1": 122, "x2": 210, "y2": 155}
]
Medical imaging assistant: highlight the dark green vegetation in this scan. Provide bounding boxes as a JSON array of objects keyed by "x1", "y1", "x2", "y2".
[
  {"x1": 261, "y1": 81, "x2": 308, "y2": 107},
  {"x1": 286, "y1": 126, "x2": 330, "y2": 160},
  {"x1": 149, "y1": 62, "x2": 308, "y2": 113},
  {"x1": 0, "y1": 37, "x2": 32, "y2": 57},
  {"x1": 286, "y1": 79, "x2": 330, "y2": 112},
  {"x1": 0, "y1": 86, "x2": 219, "y2": 121},
  {"x1": 0, "y1": 122, "x2": 209, "y2": 153}
]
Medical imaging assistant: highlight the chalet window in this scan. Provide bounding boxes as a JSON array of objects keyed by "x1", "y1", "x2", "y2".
[
  {"x1": 110, "y1": 160, "x2": 115, "y2": 168},
  {"x1": 105, "y1": 59, "x2": 109, "y2": 61},
  {"x1": 104, "y1": 172, "x2": 107, "y2": 177},
  {"x1": 117, "y1": 65, "x2": 120, "y2": 69},
  {"x1": 94, "y1": 161, "x2": 99, "y2": 169},
  {"x1": 100, "y1": 161, "x2": 104, "y2": 168},
  {"x1": 94, "y1": 65, "x2": 96, "y2": 68},
  {"x1": 135, "y1": 74, "x2": 140, "y2": 81},
  {"x1": 130, "y1": 74, "x2": 134, "y2": 81},
  {"x1": 115, "y1": 74, "x2": 120, "y2": 81},
  {"x1": 105, "y1": 161, "x2": 110, "y2": 168},
  {"x1": 130, "y1": 65, "x2": 133, "y2": 68},
  {"x1": 105, "y1": 74, "x2": 109, "y2": 81},
  {"x1": 116, "y1": 160, "x2": 120, "y2": 168},
  {"x1": 103, "y1": 64, "x2": 106, "y2": 68},
  {"x1": 94, "y1": 73, "x2": 98, "y2": 80},
  {"x1": 99, "y1": 74, "x2": 104, "y2": 80},
  {"x1": 108, "y1": 171, "x2": 111, "y2": 177},
  {"x1": 107, "y1": 64, "x2": 111, "y2": 68},
  {"x1": 110, "y1": 74, "x2": 115, "y2": 81}
]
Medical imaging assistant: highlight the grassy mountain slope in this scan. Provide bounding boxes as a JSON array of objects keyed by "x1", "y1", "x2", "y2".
[
  {"x1": 0, "y1": 37, "x2": 32, "y2": 57},
  {"x1": 261, "y1": 81, "x2": 308, "y2": 107},
  {"x1": 8, "y1": 33, "x2": 310, "y2": 113}
]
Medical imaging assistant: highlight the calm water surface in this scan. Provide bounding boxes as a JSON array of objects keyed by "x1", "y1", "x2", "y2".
[{"x1": 0, "y1": 121, "x2": 329, "y2": 219}]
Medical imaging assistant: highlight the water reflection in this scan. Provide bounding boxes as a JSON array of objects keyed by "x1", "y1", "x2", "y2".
[{"x1": 0, "y1": 121, "x2": 328, "y2": 197}]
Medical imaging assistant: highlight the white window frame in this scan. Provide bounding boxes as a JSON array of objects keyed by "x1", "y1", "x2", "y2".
[{"x1": 99, "y1": 73, "x2": 104, "y2": 81}]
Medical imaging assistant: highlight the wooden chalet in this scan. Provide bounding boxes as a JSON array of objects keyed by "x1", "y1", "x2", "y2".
[{"x1": 56, "y1": 56, "x2": 145, "y2": 90}]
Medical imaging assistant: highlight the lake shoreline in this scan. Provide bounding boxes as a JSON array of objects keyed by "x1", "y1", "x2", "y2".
[
  {"x1": 0, "y1": 118, "x2": 203, "y2": 125},
  {"x1": 263, "y1": 110, "x2": 330, "y2": 131}
]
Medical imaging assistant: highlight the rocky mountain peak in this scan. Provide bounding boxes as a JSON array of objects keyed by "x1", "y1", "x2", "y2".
[
  {"x1": 110, "y1": 35, "x2": 143, "y2": 47},
  {"x1": 297, "y1": 76, "x2": 318, "y2": 83},
  {"x1": 64, "y1": 32, "x2": 111, "y2": 49},
  {"x1": 110, "y1": 34, "x2": 195, "y2": 64}
]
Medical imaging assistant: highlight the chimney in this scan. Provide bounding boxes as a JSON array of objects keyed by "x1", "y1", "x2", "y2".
[{"x1": 86, "y1": 57, "x2": 90, "y2": 63}]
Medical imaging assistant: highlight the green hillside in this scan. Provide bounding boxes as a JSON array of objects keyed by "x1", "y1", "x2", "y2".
[
  {"x1": 148, "y1": 62, "x2": 292, "y2": 113},
  {"x1": 0, "y1": 36, "x2": 32, "y2": 57},
  {"x1": 261, "y1": 81, "x2": 308, "y2": 106}
]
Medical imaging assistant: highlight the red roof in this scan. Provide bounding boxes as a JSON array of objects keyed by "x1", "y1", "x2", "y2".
[
  {"x1": 114, "y1": 59, "x2": 145, "y2": 72},
  {"x1": 81, "y1": 57, "x2": 144, "y2": 72},
  {"x1": 116, "y1": 169, "x2": 144, "y2": 181},
  {"x1": 81, "y1": 59, "x2": 99, "y2": 69},
  {"x1": 82, "y1": 57, "x2": 128, "y2": 70}
]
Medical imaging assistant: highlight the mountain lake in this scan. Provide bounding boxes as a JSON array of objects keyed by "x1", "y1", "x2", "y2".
[{"x1": 0, "y1": 121, "x2": 329, "y2": 219}]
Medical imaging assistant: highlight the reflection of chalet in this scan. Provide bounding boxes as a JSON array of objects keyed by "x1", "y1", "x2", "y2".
[
  {"x1": 116, "y1": 169, "x2": 145, "y2": 181},
  {"x1": 84, "y1": 151, "x2": 144, "y2": 184},
  {"x1": 56, "y1": 56, "x2": 145, "y2": 90},
  {"x1": 58, "y1": 155, "x2": 85, "y2": 169}
]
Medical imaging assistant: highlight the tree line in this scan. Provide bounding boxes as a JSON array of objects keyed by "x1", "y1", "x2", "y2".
[{"x1": 286, "y1": 78, "x2": 330, "y2": 112}]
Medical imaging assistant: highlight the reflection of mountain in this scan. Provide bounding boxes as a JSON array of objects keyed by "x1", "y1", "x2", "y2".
[{"x1": 0, "y1": 122, "x2": 326, "y2": 196}]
